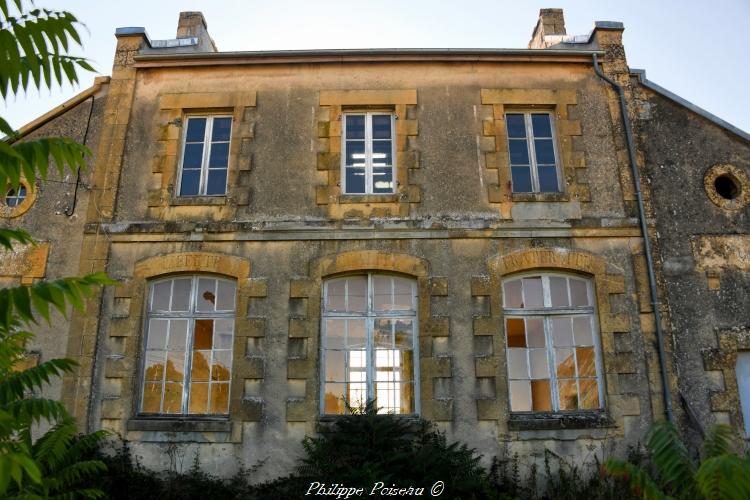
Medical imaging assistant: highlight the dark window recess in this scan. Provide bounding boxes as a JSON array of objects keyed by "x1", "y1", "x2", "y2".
[{"x1": 714, "y1": 175, "x2": 740, "y2": 200}]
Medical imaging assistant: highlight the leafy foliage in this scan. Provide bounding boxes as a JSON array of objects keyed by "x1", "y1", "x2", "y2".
[{"x1": 605, "y1": 421, "x2": 750, "y2": 500}]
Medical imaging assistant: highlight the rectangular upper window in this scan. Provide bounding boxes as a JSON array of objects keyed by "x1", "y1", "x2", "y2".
[
  {"x1": 178, "y1": 116, "x2": 232, "y2": 196},
  {"x1": 505, "y1": 112, "x2": 560, "y2": 193},
  {"x1": 342, "y1": 113, "x2": 395, "y2": 195}
]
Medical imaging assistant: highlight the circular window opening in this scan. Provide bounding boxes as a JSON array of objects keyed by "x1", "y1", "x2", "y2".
[
  {"x1": 714, "y1": 175, "x2": 740, "y2": 200},
  {"x1": 4, "y1": 185, "x2": 27, "y2": 207}
]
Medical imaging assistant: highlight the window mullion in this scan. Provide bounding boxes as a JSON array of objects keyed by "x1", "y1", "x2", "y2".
[
  {"x1": 526, "y1": 114, "x2": 540, "y2": 191},
  {"x1": 200, "y1": 117, "x2": 213, "y2": 196}
]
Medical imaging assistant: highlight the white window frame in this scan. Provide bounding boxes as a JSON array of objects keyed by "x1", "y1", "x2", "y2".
[
  {"x1": 505, "y1": 111, "x2": 562, "y2": 193},
  {"x1": 320, "y1": 273, "x2": 420, "y2": 415},
  {"x1": 4, "y1": 184, "x2": 27, "y2": 207},
  {"x1": 502, "y1": 272, "x2": 605, "y2": 412},
  {"x1": 176, "y1": 115, "x2": 233, "y2": 197},
  {"x1": 341, "y1": 112, "x2": 396, "y2": 195},
  {"x1": 139, "y1": 275, "x2": 236, "y2": 416}
]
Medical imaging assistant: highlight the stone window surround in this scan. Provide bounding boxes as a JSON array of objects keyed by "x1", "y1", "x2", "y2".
[
  {"x1": 702, "y1": 327, "x2": 750, "y2": 434},
  {"x1": 471, "y1": 248, "x2": 633, "y2": 432},
  {"x1": 703, "y1": 163, "x2": 750, "y2": 211},
  {"x1": 101, "y1": 252, "x2": 268, "y2": 442},
  {"x1": 1, "y1": 178, "x2": 36, "y2": 218}
]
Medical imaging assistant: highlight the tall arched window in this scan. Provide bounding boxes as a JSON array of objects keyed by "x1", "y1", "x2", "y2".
[
  {"x1": 503, "y1": 273, "x2": 603, "y2": 412},
  {"x1": 321, "y1": 274, "x2": 418, "y2": 415},
  {"x1": 140, "y1": 275, "x2": 236, "y2": 415}
]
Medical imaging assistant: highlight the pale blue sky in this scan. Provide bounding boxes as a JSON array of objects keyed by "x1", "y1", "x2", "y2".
[{"x1": 3, "y1": 0, "x2": 749, "y2": 133}]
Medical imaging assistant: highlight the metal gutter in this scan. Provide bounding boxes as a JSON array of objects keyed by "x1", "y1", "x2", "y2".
[
  {"x1": 593, "y1": 54, "x2": 675, "y2": 423},
  {"x1": 631, "y1": 68, "x2": 750, "y2": 143}
]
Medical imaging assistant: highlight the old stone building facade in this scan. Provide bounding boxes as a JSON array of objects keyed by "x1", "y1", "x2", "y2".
[{"x1": 3, "y1": 9, "x2": 749, "y2": 478}]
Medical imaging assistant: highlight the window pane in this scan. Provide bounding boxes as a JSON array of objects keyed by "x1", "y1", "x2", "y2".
[
  {"x1": 372, "y1": 141, "x2": 392, "y2": 165},
  {"x1": 146, "y1": 319, "x2": 168, "y2": 349},
  {"x1": 348, "y1": 381, "x2": 367, "y2": 409},
  {"x1": 400, "y1": 381, "x2": 415, "y2": 414},
  {"x1": 526, "y1": 318, "x2": 545, "y2": 348},
  {"x1": 531, "y1": 379, "x2": 552, "y2": 411},
  {"x1": 573, "y1": 317, "x2": 593, "y2": 346},
  {"x1": 394, "y1": 320, "x2": 414, "y2": 349},
  {"x1": 214, "y1": 319, "x2": 234, "y2": 349},
  {"x1": 374, "y1": 319, "x2": 393, "y2": 348},
  {"x1": 323, "y1": 382, "x2": 346, "y2": 414},
  {"x1": 570, "y1": 279, "x2": 589, "y2": 306},
  {"x1": 558, "y1": 380, "x2": 578, "y2": 410},
  {"x1": 326, "y1": 280, "x2": 346, "y2": 312},
  {"x1": 511, "y1": 166, "x2": 532, "y2": 192},
  {"x1": 151, "y1": 281, "x2": 172, "y2": 312},
  {"x1": 372, "y1": 115, "x2": 392, "y2": 139},
  {"x1": 534, "y1": 139, "x2": 556, "y2": 164},
  {"x1": 551, "y1": 317, "x2": 574, "y2": 346},
  {"x1": 144, "y1": 351, "x2": 165, "y2": 381},
  {"x1": 506, "y1": 114, "x2": 526, "y2": 138},
  {"x1": 196, "y1": 278, "x2": 217, "y2": 311},
  {"x1": 179, "y1": 169, "x2": 201, "y2": 196},
  {"x1": 508, "y1": 348, "x2": 529, "y2": 379},
  {"x1": 216, "y1": 280, "x2": 236, "y2": 311},
  {"x1": 549, "y1": 276, "x2": 569, "y2": 307},
  {"x1": 325, "y1": 319, "x2": 345, "y2": 349},
  {"x1": 142, "y1": 382, "x2": 162, "y2": 412},
  {"x1": 206, "y1": 169, "x2": 227, "y2": 195},
  {"x1": 576, "y1": 347, "x2": 597, "y2": 377},
  {"x1": 346, "y1": 320, "x2": 366, "y2": 349},
  {"x1": 506, "y1": 318, "x2": 526, "y2": 348},
  {"x1": 555, "y1": 348, "x2": 575, "y2": 378},
  {"x1": 186, "y1": 118, "x2": 207, "y2": 142},
  {"x1": 189, "y1": 382, "x2": 209, "y2": 414},
  {"x1": 509, "y1": 380, "x2": 531, "y2": 411},
  {"x1": 373, "y1": 275, "x2": 391, "y2": 311},
  {"x1": 210, "y1": 382, "x2": 230, "y2": 414},
  {"x1": 345, "y1": 115, "x2": 365, "y2": 139},
  {"x1": 345, "y1": 141, "x2": 365, "y2": 166},
  {"x1": 211, "y1": 117, "x2": 232, "y2": 142},
  {"x1": 529, "y1": 348, "x2": 549, "y2": 379},
  {"x1": 163, "y1": 382, "x2": 183, "y2": 413},
  {"x1": 503, "y1": 279, "x2": 523, "y2": 308},
  {"x1": 165, "y1": 351, "x2": 185, "y2": 382},
  {"x1": 393, "y1": 278, "x2": 414, "y2": 310},
  {"x1": 372, "y1": 166, "x2": 393, "y2": 193},
  {"x1": 171, "y1": 278, "x2": 191, "y2": 311},
  {"x1": 346, "y1": 277, "x2": 367, "y2": 313},
  {"x1": 211, "y1": 351, "x2": 231, "y2": 381},
  {"x1": 538, "y1": 166, "x2": 559, "y2": 192},
  {"x1": 579, "y1": 379, "x2": 600, "y2": 409},
  {"x1": 509, "y1": 139, "x2": 530, "y2": 165},
  {"x1": 194, "y1": 319, "x2": 214, "y2": 349},
  {"x1": 208, "y1": 142, "x2": 229, "y2": 168},
  {"x1": 167, "y1": 319, "x2": 189, "y2": 350},
  {"x1": 182, "y1": 143, "x2": 204, "y2": 169},
  {"x1": 345, "y1": 167, "x2": 366, "y2": 193},
  {"x1": 531, "y1": 114, "x2": 552, "y2": 137},
  {"x1": 191, "y1": 351, "x2": 211, "y2": 381},
  {"x1": 325, "y1": 350, "x2": 345, "y2": 381},
  {"x1": 522, "y1": 277, "x2": 544, "y2": 309}
]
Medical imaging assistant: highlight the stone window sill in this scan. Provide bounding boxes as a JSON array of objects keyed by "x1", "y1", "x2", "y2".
[
  {"x1": 511, "y1": 192, "x2": 569, "y2": 203},
  {"x1": 170, "y1": 196, "x2": 227, "y2": 206},
  {"x1": 508, "y1": 411, "x2": 613, "y2": 431},
  {"x1": 338, "y1": 194, "x2": 401, "y2": 204},
  {"x1": 127, "y1": 417, "x2": 231, "y2": 433}
]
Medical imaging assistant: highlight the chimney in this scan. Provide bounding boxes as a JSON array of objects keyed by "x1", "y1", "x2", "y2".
[
  {"x1": 528, "y1": 8, "x2": 566, "y2": 49},
  {"x1": 176, "y1": 11, "x2": 217, "y2": 52}
]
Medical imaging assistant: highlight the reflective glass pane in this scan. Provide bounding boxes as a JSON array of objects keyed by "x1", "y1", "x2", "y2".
[
  {"x1": 196, "y1": 278, "x2": 217, "y2": 311},
  {"x1": 186, "y1": 118, "x2": 207, "y2": 142},
  {"x1": 345, "y1": 167, "x2": 366, "y2": 193},
  {"x1": 211, "y1": 117, "x2": 232, "y2": 142},
  {"x1": 214, "y1": 319, "x2": 233, "y2": 349},
  {"x1": 208, "y1": 142, "x2": 229, "y2": 168},
  {"x1": 531, "y1": 379, "x2": 552, "y2": 411},
  {"x1": 216, "y1": 280, "x2": 236, "y2": 311},
  {"x1": 348, "y1": 381, "x2": 367, "y2": 408},
  {"x1": 211, "y1": 350, "x2": 231, "y2": 381},
  {"x1": 394, "y1": 320, "x2": 413, "y2": 348},
  {"x1": 345, "y1": 115, "x2": 365, "y2": 139},
  {"x1": 372, "y1": 167, "x2": 393, "y2": 193},
  {"x1": 210, "y1": 382, "x2": 229, "y2": 413},
  {"x1": 326, "y1": 280, "x2": 346, "y2": 311},
  {"x1": 151, "y1": 281, "x2": 172, "y2": 311},
  {"x1": 182, "y1": 143, "x2": 204, "y2": 169},
  {"x1": 349, "y1": 349, "x2": 367, "y2": 368},
  {"x1": 323, "y1": 382, "x2": 346, "y2": 414},
  {"x1": 144, "y1": 351, "x2": 165, "y2": 381},
  {"x1": 526, "y1": 318, "x2": 545, "y2": 348},
  {"x1": 509, "y1": 380, "x2": 531, "y2": 411},
  {"x1": 573, "y1": 316, "x2": 593, "y2": 345},
  {"x1": 552, "y1": 317, "x2": 574, "y2": 346},
  {"x1": 191, "y1": 351, "x2": 210, "y2": 381},
  {"x1": 508, "y1": 348, "x2": 529, "y2": 379},
  {"x1": 522, "y1": 277, "x2": 544, "y2": 309},
  {"x1": 576, "y1": 347, "x2": 597, "y2": 377},
  {"x1": 325, "y1": 350, "x2": 345, "y2": 381},
  {"x1": 171, "y1": 278, "x2": 191, "y2": 311},
  {"x1": 538, "y1": 166, "x2": 559, "y2": 192},
  {"x1": 142, "y1": 382, "x2": 162, "y2": 412},
  {"x1": 558, "y1": 380, "x2": 578, "y2": 410},
  {"x1": 189, "y1": 382, "x2": 209, "y2": 413},
  {"x1": 372, "y1": 141, "x2": 392, "y2": 165},
  {"x1": 579, "y1": 379, "x2": 600, "y2": 409},
  {"x1": 345, "y1": 141, "x2": 365, "y2": 166},
  {"x1": 506, "y1": 114, "x2": 526, "y2": 138},
  {"x1": 163, "y1": 382, "x2": 183, "y2": 413},
  {"x1": 165, "y1": 351, "x2": 185, "y2": 382},
  {"x1": 555, "y1": 348, "x2": 575, "y2": 378},
  {"x1": 506, "y1": 318, "x2": 526, "y2": 348},
  {"x1": 194, "y1": 319, "x2": 214, "y2": 349},
  {"x1": 372, "y1": 115, "x2": 392, "y2": 139},
  {"x1": 146, "y1": 319, "x2": 168, "y2": 349},
  {"x1": 531, "y1": 114, "x2": 552, "y2": 137},
  {"x1": 570, "y1": 279, "x2": 589, "y2": 306},
  {"x1": 399, "y1": 381, "x2": 415, "y2": 414},
  {"x1": 168, "y1": 319, "x2": 189, "y2": 350},
  {"x1": 393, "y1": 278, "x2": 414, "y2": 310},
  {"x1": 346, "y1": 277, "x2": 367, "y2": 313},
  {"x1": 373, "y1": 275, "x2": 391, "y2": 311},
  {"x1": 325, "y1": 319, "x2": 345, "y2": 349},
  {"x1": 179, "y1": 169, "x2": 200, "y2": 196},
  {"x1": 511, "y1": 167, "x2": 532, "y2": 192},
  {"x1": 529, "y1": 348, "x2": 549, "y2": 379},
  {"x1": 550, "y1": 276, "x2": 569, "y2": 307},
  {"x1": 509, "y1": 139, "x2": 530, "y2": 165},
  {"x1": 534, "y1": 139, "x2": 556, "y2": 164},
  {"x1": 206, "y1": 169, "x2": 227, "y2": 195},
  {"x1": 503, "y1": 279, "x2": 523, "y2": 308},
  {"x1": 374, "y1": 319, "x2": 393, "y2": 348},
  {"x1": 347, "y1": 320, "x2": 366, "y2": 349}
]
